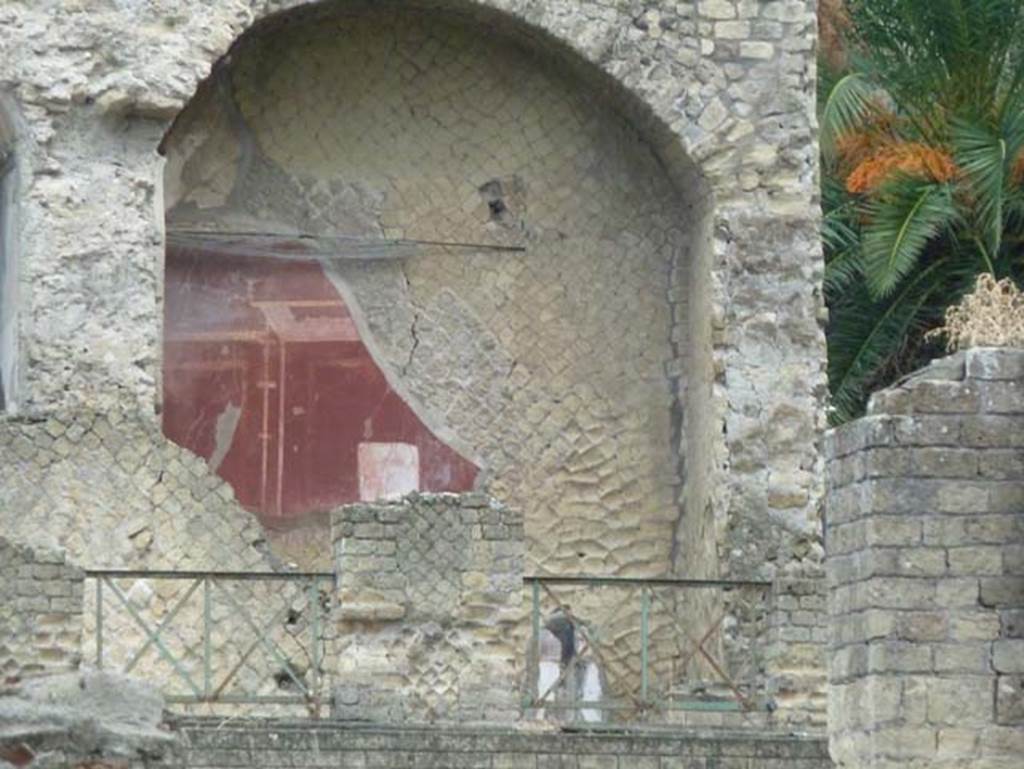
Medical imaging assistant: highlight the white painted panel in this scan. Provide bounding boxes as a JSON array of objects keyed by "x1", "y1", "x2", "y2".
[{"x1": 358, "y1": 442, "x2": 419, "y2": 501}]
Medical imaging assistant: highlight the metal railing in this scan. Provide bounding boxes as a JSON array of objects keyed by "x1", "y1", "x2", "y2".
[
  {"x1": 524, "y1": 575, "x2": 773, "y2": 724},
  {"x1": 86, "y1": 570, "x2": 335, "y2": 713}
]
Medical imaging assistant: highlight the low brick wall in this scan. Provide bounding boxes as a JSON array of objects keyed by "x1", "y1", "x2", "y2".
[
  {"x1": 330, "y1": 493, "x2": 524, "y2": 723},
  {"x1": 0, "y1": 536, "x2": 84, "y2": 683},
  {"x1": 826, "y1": 349, "x2": 1024, "y2": 769},
  {"x1": 161, "y1": 719, "x2": 833, "y2": 769},
  {"x1": 765, "y1": 577, "x2": 828, "y2": 726}
]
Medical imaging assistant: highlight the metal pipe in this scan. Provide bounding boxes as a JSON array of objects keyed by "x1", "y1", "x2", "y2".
[
  {"x1": 522, "y1": 575, "x2": 771, "y2": 588},
  {"x1": 640, "y1": 585, "x2": 650, "y2": 703},
  {"x1": 84, "y1": 569, "x2": 334, "y2": 580},
  {"x1": 95, "y1": 578, "x2": 103, "y2": 669}
]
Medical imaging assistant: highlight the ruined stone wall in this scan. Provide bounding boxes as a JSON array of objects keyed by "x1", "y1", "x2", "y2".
[
  {"x1": 0, "y1": 2, "x2": 826, "y2": 727},
  {"x1": 0, "y1": 0, "x2": 826, "y2": 587},
  {"x1": 765, "y1": 576, "x2": 828, "y2": 727},
  {"x1": 0, "y1": 413, "x2": 324, "y2": 710},
  {"x1": 159, "y1": 718, "x2": 834, "y2": 769},
  {"x1": 0, "y1": 537, "x2": 84, "y2": 684},
  {"x1": 826, "y1": 349, "x2": 1024, "y2": 769},
  {"x1": 0, "y1": 413, "x2": 270, "y2": 571},
  {"x1": 330, "y1": 493, "x2": 524, "y2": 723}
]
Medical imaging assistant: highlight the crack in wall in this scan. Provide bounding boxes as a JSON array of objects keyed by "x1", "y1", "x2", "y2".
[{"x1": 403, "y1": 312, "x2": 420, "y2": 377}]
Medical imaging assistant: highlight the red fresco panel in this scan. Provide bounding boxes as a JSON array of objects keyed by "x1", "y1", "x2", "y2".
[{"x1": 162, "y1": 246, "x2": 478, "y2": 525}]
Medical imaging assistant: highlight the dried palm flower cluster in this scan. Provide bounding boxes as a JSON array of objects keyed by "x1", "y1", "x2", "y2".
[
  {"x1": 844, "y1": 141, "x2": 957, "y2": 194},
  {"x1": 931, "y1": 274, "x2": 1024, "y2": 351}
]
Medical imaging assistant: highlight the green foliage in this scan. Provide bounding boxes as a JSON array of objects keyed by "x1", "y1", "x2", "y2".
[{"x1": 820, "y1": 0, "x2": 1024, "y2": 423}]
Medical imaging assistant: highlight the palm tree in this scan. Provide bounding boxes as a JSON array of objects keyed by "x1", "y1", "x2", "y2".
[{"x1": 820, "y1": 0, "x2": 1024, "y2": 423}]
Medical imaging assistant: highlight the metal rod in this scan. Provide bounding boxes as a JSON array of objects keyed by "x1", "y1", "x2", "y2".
[
  {"x1": 275, "y1": 340, "x2": 286, "y2": 517},
  {"x1": 95, "y1": 578, "x2": 103, "y2": 669},
  {"x1": 84, "y1": 570, "x2": 334, "y2": 580},
  {"x1": 104, "y1": 577, "x2": 203, "y2": 698},
  {"x1": 215, "y1": 579, "x2": 309, "y2": 695},
  {"x1": 167, "y1": 229, "x2": 527, "y2": 253},
  {"x1": 640, "y1": 585, "x2": 650, "y2": 703},
  {"x1": 211, "y1": 590, "x2": 304, "y2": 700},
  {"x1": 125, "y1": 578, "x2": 202, "y2": 675},
  {"x1": 531, "y1": 579, "x2": 541, "y2": 704},
  {"x1": 203, "y1": 577, "x2": 211, "y2": 698},
  {"x1": 523, "y1": 575, "x2": 771, "y2": 589},
  {"x1": 309, "y1": 577, "x2": 320, "y2": 710}
]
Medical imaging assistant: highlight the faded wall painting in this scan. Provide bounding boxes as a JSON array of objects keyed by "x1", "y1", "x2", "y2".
[{"x1": 163, "y1": 243, "x2": 478, "y2": 524}]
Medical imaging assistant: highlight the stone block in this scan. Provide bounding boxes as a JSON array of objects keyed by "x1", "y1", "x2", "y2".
[
  {"x1": 893, "y1": 548, "x2": 947, "y2": 577},
  {"x1": 988, "y1": 483, "x2": 1024, "y2": 514},
  {"x1": 909, "y1": 381, "x2": 980, "y2": 414},
  {"x1": 892, "y1": 415, "x2": 960, "y2": 446},
  {"x1": 896, "y1": 611, "x2": 947, "y2": 642},
  {"x1": 871, "y1": 726, "x2": 938, "y2": 758},
  {"x1": 926, "y1": 676, "x2": 994, "y2": 725},
  {"x1": 979, "y1": 725, "x2": 1024, "y2": 755},
  {"x1": 1001, "y1": 609, "x2": 1024, "y2": 638},
  {"x1": 981, "y1": 577, "x2": 1024, "y2": 608},
  {"x1": 936, "y1": 577, "x2": 980, "y2": 607},
  {"x1": 863, "y1": 447, "x2": 913, "y2": 478},
  {"x1": 948, "y1": 546, "x2": 1004, "y2": 576},
  {"x1": 867, "y1": 388, "x2": 914, "y2": 415},
  {"x1": 979, "y1": 450, "x2": 1024, "y2": 480},
  {"x1": 865, "y1": 517, "x2": 922, "y2": 547},
  {"x1": 949, "y1": 609, "x2": 1000, "y2": 641},
  {"x1": 905, "y1": 352, "x2": 968, "y2": 383},
  {"x1": 912, "y1": 447, "x2": 978, "y2": 478},
  {"x1": 866, "y1": 641, "x2": 931, "y2": 674},
  {"x1": 715, "y1": 20, "x2": 750, "y2": 38},
  {"x1": 830, "y1": 644, "x2": 867, "y2": 681},
  {"x1": 979, "y1": 381, "x2": 1024, "y2": 414},
  {"x1": 927, "y1": 515, "x2": 1021, "y2": 547},
  {"x1": 493, "y1": 754, "x2": 538, "y2": 769},
  {"x1": 936, "y1": 727, "x2": 980, "y2": 758},
  {"x1": 993, "y1": 640, "x2": 1024, "y2": 673},
  {"x1": 739, "y1": 41, "x2": 775, "y2": 59},
  {"x1": 576, "y1": 755, "x2": 617, "y2": 769},
  {"x1": 1004, "y1": 545, "x2": 1024, "y2": 574},
  {"x1": 933, "y1": 644, "x2": 990, "y2": 674},
  {"x1": 996, "y1": 675, "x2": 1024, "y2": 724},
  {"x1": 966, "y1": 348, "x2": 1024, "y2": 381},
  {"x1": 962, "y1": 416, "x2": 1024, "y2": 448},
  {"x1": 701, "y1": 0, "x2": 737, "y2": 20}
]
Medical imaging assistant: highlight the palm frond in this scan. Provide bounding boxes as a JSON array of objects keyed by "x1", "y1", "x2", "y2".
[
  {"x1": 820, "y1": 72, "x2": 877, "y2": 163},
  {"x1": 827, "y1": 255, "x2": 970, "y2": 423},
  {"x1": 825, "y1": 248, "x2": 864, "y2": 298},
  {"x1": 861, "y1": 177, "x2": 957, "y2": 298},
  {"x1": 953, "y1": 120, "x2": 1009, "y2": 256},
  {"x1": 846, "y1": 0, "x2": 1024, "y2": 136}
]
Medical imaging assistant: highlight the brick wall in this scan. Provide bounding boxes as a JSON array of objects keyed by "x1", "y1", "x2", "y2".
[
  {"x1": 161, "y1": 718, "x2": 833, "y2": 769},
  {"x1": 826, "y1": 348, "x2": 1024, "y2": 769},
  {"x1": 0, "y1": 536, "x2": 84, "y2": 683},
  {"x1": 765, "y1": 577, "x2": 828, "y2": 726},
  {"x1": 330, "y1": 493, "x2": 524, "y2": 723}
]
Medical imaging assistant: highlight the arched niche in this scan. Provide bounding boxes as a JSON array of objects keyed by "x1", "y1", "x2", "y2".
[{"x1": 159, "y1": 1, "x2": 716, "y2": 578}]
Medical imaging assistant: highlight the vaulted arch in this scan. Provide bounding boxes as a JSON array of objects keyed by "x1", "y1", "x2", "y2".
[{"x1": 160, "y1": 1, "x2": 717, "y2": 578}]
